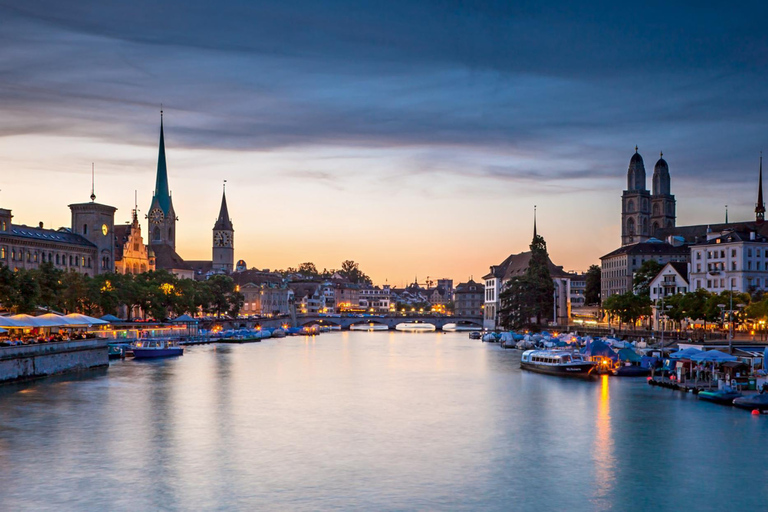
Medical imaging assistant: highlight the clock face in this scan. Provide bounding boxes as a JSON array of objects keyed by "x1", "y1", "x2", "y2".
[
  {"x1": 101, "y1": 224, "x2": 108, "y2": 236},
  {"x1": 224, "y1": 232, "x2": 232, "y2": 246},
  {"x1": 214, "y1": 232, "x2": 225, "y2": 246},
  {"x1": 149, "y1": 207, "x2": 164, "y2": 224}
]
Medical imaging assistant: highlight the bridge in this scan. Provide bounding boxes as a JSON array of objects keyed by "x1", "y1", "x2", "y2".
[{"x1": 296, "y1": 315, "x2": 483, "y2": 331}]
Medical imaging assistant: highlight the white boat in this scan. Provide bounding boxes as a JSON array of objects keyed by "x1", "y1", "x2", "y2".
[
  {"x1": 350, "y1": 323, "x2": 388, "y2": 331},
  {"x1": 395, "y1": 322, "x2": 436, "y2": 332}
]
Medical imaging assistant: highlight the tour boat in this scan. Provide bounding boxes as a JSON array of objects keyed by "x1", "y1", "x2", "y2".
[
  {"x1": 395, "y1": 323, "x2": 436, "y2": 332},
  {"x1": 520, "y1": 350, "x2": 597, "y2": 379},
  {"x1": 132, "y1": 339, "x2": 184, "y2": 359},
  {"x1": 350, "y1": 323, "x2": 388, "y2": 331}
]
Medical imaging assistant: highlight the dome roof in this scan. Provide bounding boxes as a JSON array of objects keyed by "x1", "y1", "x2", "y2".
[
  {"x1": 629, "y1": 150, "x2": 644, "y2": 168},
  {"x1": 654, "y1": 152, "x2": 669, "y2": 173}
]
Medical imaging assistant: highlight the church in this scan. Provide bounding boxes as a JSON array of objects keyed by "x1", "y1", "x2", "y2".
[
  {"x1": 601, "y1": 147, "x2": 768, "y2": 298},
  {"x1": 146, "y1": 112, "x2": 236, "y2": 279}
]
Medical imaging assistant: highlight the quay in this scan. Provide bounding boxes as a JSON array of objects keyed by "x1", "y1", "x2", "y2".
[{"x1": 0, "y1": 339, "x2": 109, "y2": 384}]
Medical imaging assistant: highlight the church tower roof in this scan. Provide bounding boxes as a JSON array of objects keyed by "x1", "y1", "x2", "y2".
[
  {"x1": 214, "y1": 185, "x2": 233, "y2": 231},
  {"x1": 757, "y1": 153, "x2": 765, "y2": 223},
  {"x1": 627, "y1": 146, "x2": 647, "y2": 191},
  {"x1": 152, "y1": 111, "x2": 172, "y2": 214}
]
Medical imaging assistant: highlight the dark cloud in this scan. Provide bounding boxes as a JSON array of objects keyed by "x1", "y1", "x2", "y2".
[{"x1": 1, "y1": 1, "x2": 768, "y2": 189}]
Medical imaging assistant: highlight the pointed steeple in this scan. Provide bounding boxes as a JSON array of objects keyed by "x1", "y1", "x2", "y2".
[
  {"x1": 725, "y1": 204, "x2": 729, "y2": 224},
  {"x1": 214, "y1": 182, "x2": 233, "y2": 231},
  {"x1": 153, "y1": 110, "x2": 171, "y2": 214},
  {"x1": 757, "y1": 153, "x2": 765, "y2": 224},
  {"x1": 533, "y1": 205, "x2": 538, "y2": 239}
]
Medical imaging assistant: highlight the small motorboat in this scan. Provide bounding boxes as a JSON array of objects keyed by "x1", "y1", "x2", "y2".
[
  {"x1": 107, "y1": 344, "x2": 125, "y2": 359},
  {"x1": 733, "y1": 394, "x2": 768, "y2": 411},
  {"x1": 132, "y1": 339, "x2": 183, "y2": 359},
  {"x1": 698, "y1": 388, "x2": 742, "y2": 405},
  {"x1": 468, "y1": 331, "x2": 482, "y2": 340}
]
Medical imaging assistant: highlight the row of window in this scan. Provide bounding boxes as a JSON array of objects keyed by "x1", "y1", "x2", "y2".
[
  {"x1": 1, "y1": 247, "x2": 92, "y2": 268},
  {"x1": 697, "y1": 247, "x2": 768, "y2": 260}
]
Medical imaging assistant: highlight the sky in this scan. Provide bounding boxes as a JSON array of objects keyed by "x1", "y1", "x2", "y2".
[{"x1": 2, "y1": 1, "x2": 768, "y2": 286}]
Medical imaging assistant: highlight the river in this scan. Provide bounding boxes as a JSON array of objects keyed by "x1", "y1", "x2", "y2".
[{"x1": 0, "y1": 331, "x2": 766, "y2": 511}]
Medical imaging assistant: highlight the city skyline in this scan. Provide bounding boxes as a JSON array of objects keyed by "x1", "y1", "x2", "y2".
[{"x1": 3, "y1": 2, "x2": 768, "y2": 284}]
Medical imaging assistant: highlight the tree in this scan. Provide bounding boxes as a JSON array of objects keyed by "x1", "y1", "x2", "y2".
[
  {"x1": 498, "y1": 234, "x2": 555, "y2": 329},
  {"x1": 603, "y1": 292, "x2": 651, "y2": 330},
  {"x1": 338, "y1": 260, "x2": 372, "y2": 285},
  {"x1": 584, "y1": 264, "x2": 601, "y2": 305},
  {"x1": 33, "y1": 262, "x2": 64, "y2": 311},
  {"x1": 12, "y1": 269, "x2": 41, "y2": 314},
  {"x1": 633, "y1": 260, "x2": 663, "y2": 296},
  {"x1": 206, "y1": 275, "x2": 243, "y2": 317},
  {"x1": 298, "y1": 262, "x2": 318, "y2": 276}
]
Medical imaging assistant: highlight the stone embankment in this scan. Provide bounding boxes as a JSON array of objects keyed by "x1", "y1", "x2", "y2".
[{"x1": 0, "y1": 339, "x2": 108, "y2": 384}]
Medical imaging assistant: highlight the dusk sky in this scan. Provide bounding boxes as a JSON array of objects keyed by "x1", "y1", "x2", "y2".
[{"x1": 2, "y1": 1, "x2": 768, "y2": 285}]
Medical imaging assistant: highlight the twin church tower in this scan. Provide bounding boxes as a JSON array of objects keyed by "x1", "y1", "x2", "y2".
[
  {"x1": 147, "y1": 112, "x2": 235, "y2": 273},
  {"x1": 621, "y1": 147, "x2": 676, "y2": 246}
]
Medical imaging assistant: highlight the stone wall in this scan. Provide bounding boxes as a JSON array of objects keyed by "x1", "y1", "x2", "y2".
[{"x1": 0, "y1": 339, "x2": 109, "y2": 384}]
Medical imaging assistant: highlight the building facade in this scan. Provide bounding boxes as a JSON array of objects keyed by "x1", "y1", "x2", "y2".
[
  {"x1": 601, "y1": 241, "x2": 689, "y2": 298},
  {"x1": 454, "y1": 280, "x2": 483, "y2": 317},
  {"x1": 688, "y1": 230, "x2": 768, "y2": 294},
  {"x1": 114, "y1": 209, "x2": 155, "y2": 274},
  {"x1": 649, "y1": 262, "x2": 689, "y2": 301}
]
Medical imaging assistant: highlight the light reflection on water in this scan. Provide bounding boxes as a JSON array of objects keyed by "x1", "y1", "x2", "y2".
[{"x1": 0, "y1": 332, "x2": 767, "y2": 511}]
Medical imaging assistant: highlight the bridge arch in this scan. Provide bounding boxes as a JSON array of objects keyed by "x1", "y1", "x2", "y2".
[{"x1": 298, "y1": 317, "x2": 342, "y2": 327}]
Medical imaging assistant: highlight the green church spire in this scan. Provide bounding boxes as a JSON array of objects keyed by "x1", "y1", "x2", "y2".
[{"x1": 153, "y1": 110, "x2": 171, "y2": 214}]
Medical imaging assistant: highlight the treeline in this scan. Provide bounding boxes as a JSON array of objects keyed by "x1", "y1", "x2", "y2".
[
  {"x1": 603, "y1": 289, "x2": 758, "y2": 330},
  {"x1": 0, "y1": 262, "x2": 243, "y2": 319},
  {"x1": 278, "y1": 260, "x2": 372, "y2": 285}
]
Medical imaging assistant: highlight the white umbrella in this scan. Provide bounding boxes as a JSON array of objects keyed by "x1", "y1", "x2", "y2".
[
  {"x1": 0, "y1": 316, "x2": 26, "y2": 328},
  {"x1": 64, "y1": 313, "x2": 109, "y2": 326}
]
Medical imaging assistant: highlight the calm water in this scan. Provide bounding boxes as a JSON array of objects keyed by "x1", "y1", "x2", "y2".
[{"x1": 0, "y1": 332, "x2": 767, "y2": 511}]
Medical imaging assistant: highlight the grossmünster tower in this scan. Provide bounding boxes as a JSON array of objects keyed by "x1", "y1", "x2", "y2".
[{"x1": 621, "y1": 147, "x2": 676, "y2": 246}]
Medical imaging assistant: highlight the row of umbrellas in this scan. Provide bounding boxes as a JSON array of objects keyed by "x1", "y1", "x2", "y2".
[
  {"x1": 0, "y1": 313, "x2": 108, "y2": 328},
  {"x1": 668, "y1": 347, "x2": 738, "y2": 362}
]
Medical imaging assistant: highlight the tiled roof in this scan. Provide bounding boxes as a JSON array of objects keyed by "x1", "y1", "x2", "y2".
[
  {"x1": 483, "y1": 251, "x2": 571, "y2": 280},
  {"x1": 2, "y1": 225, "x2": 95, "y2": 248},
  {"x1": 601, "y1": 241, "x2": 689, "y2": 259}
]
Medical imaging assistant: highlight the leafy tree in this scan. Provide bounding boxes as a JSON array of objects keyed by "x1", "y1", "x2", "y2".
[
  {"x1": 498, "y1": 233, "x2": 555, "y2": 329},
  {"x1": 584, "y1": 264, "x2": 601, "y2": 305},
  {"x1": 298, "y1": 262, "x2": 318, "y2": 276},
  {"x1": 13, "y1": 269, "x2": 41, "y2": 314},
  {"x1": 33, "y1": 262, "x2": 64, "y2": 311},
  {"x1": 633, "y1": 260, "x2": 663, "y2": 296},
  {"x1": 603, "y1": 292, "x2": 651, "y2": 330},
  {"x1": 206, "y1": 275, "x2": 243, "y2": 317},
  {"x1": 59, "y1": 270, "x2": 91, "y2": 314},
  {"x1": 338, "y1": 260, "x2": 372, "y2": 285}
]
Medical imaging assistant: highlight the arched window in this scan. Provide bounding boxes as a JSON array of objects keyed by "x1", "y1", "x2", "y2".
[
  {"x1": 627, "y1": 217, "x2": 635, "y2": 235},
  {"x1": 627, "y1": 200, "x2": 635, "y2": 212},
  {"x1": 153, "y1": 227, "x2": 160, "y2": 241},
  {"x1": 652, "y1": 221, "x2": 660, "y2": 235},
  {"x1": 642, "y1": 217, "x2": 648, "y2": 235},
  {"x1": 653, "y1": 203, "x2": 660, "y2": 216}
]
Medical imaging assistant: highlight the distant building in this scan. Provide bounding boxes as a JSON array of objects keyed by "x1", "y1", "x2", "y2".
[
  {"x1": 688, "y1": 229, "x2": 768, "y2": 294},
  {"x1": 454, "y1": 280, "x2": 483, "y2": 317},
  {"x1": 114, "y1": 209, "x2": 155, "y2": 274},
  {"x1": 359, "y1": 285, "x2": 391, "y2": 313},
  {"x1": 334, "y1": 283, "x2": 361, "y2": 312},
  {"x1": 436, "y1": 278, "x2": 454, "y2": 301},
  {"x1": 649, "y1": 262, "x2": 689, "y2": 301},
  {"x1": 0, "y1": 189, "x2": 117, "y2": 276},
  {"x1": 569, "y1": 272, "x2": 587, "y2": 309},
  {"x1": 600, "y1": 241, "x2": 689, "y2": 298},
  {"x1": 289, "y1": 282, "x2": 327, "y2": 314}
]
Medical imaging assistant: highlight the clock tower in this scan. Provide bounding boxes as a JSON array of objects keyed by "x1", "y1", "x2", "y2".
[
  {"x1": 212, "y1": 185, "x2": 234, "y2": 273},
  {"x1": 148, "y1": 110, "x2": 177, "y2": 252}
]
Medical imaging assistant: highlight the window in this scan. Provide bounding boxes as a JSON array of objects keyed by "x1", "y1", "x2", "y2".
[
  {"x1": 83, "y1": 224, "x2": 88, "y2": 235},
  {"x1": 0, "y1": 247, "x2": 4, "y2": 259},
  {"x1": 749, "y1": 249, "x2": 753, "y2": 257},
  {"x1": 696, "y1": 252, "x2": 701, "y2": 260},
  {"x1": 732, "y1": 249, "x2": 736, "y2": 257}
]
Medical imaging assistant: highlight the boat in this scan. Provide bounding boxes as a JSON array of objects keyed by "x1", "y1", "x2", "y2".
[
  {"x1": 271, "y1": 329, "x2": 286, "y2": 338},
  {"x1": 613, "y1": 364, "x2": 650, "y2": 377},
  {"x1": 468, "y1": 331, "x2": 482, "y2": 340},
  {"x1": 132, "y1": 339, "x2": 184, "y2": 359},
  {"x1": 350, "y1": 323, "x2": 388, "y2": 331},
  {"x1": 107, "y1": 344, "x2": 125, "y2": 359},
  {"x1": 395, "y1": 322, "x2": 436, "y2": 332},
  {"x1": 698, "y1": 388, "x2": 742, "y2": 406},
  {"x1": 520, "y1": 349, "x2": 597, "y2": 379},
  {"x1": 732, "y1": 394, "x2": 768, "y2": 411}
]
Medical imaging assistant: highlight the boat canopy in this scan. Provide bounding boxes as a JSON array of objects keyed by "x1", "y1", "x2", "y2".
[
  {"x1": 618, "y1": 348, "x2": 642, "y2": 362},
  {"x1": 582, "y1": 339, "x2": 618, "y2": 360},
  {"x1": 690, "y1": 350, "x2": 738, "y2": 363}
]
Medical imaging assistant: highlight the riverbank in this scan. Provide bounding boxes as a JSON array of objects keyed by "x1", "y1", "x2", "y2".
[{"x1": 0, "y1": 339, "x2": 108, "y2": 384}]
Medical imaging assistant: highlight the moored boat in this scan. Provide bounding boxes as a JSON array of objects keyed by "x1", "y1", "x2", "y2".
[
  {"x1": 132, "y1": 339, "x2": 184, "y2": 359},
  {"x1": 698, "y1": 388, "x2": 742, "y2": 405},
  {"x1": 733, "y1": 394, "x2": 768, "y2": 411},
  {"x1": 520, "y1": 349, "x2": 597, "y2": 379},
  {"x1": 613, "y1": 365, "x2": 650, "y2": 377},
  {"x1": 468, "y1": 331, "x2": 482, "y2": 340}
]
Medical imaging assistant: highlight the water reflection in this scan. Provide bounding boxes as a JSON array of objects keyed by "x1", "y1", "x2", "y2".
[{"x1": 591, "y1": 374, "x2": 615, "y2": 510}]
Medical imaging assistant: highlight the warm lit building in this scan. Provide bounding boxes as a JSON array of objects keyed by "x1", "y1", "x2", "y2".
[
  {"x1": 114, "y1": 209, "x2": 155, "y2": 274},
  {"x1": 454, "y1": 280, "x2": 483, "y2": 317}
]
